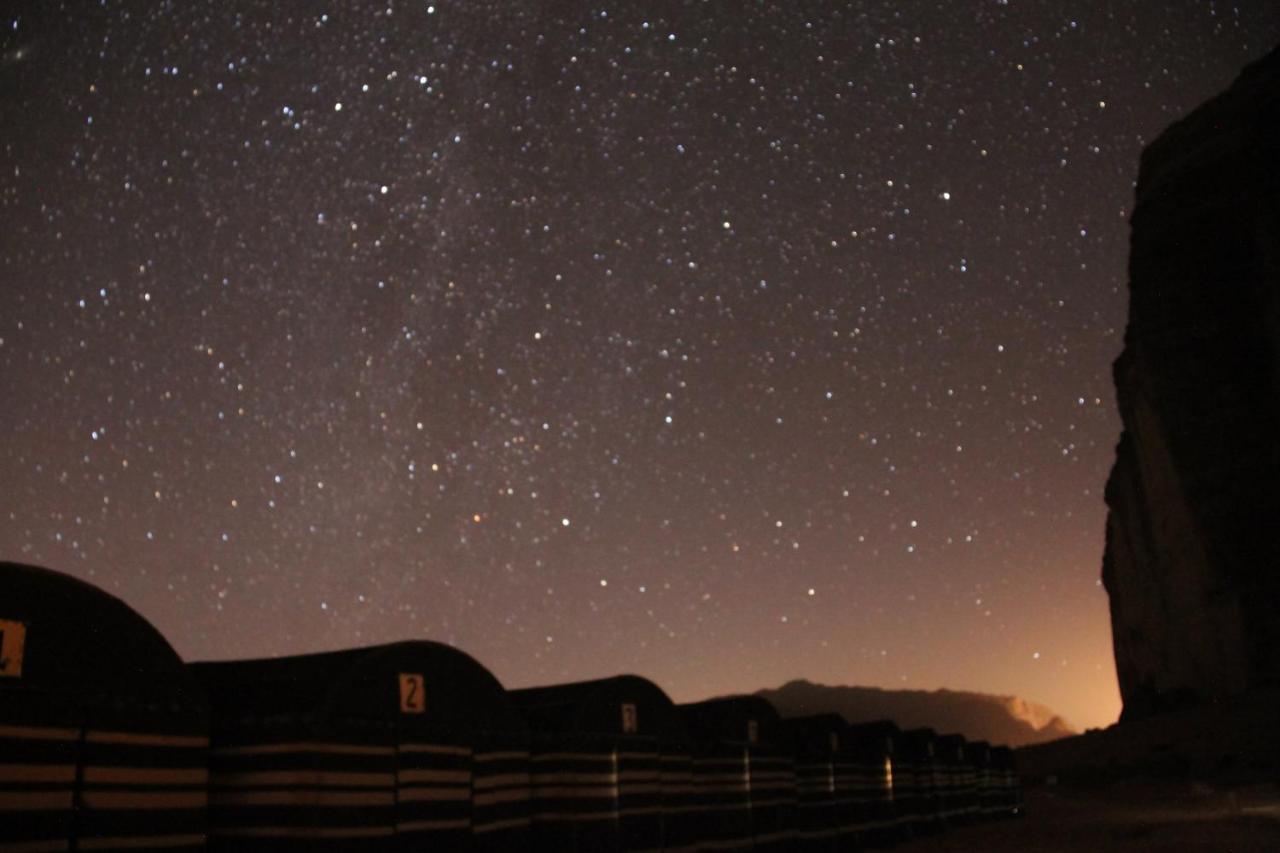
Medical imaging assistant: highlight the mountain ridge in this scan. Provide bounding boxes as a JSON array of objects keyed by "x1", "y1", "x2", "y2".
[{"x1": 754, "y1": 679, "x2": 1076, "y2": 747}]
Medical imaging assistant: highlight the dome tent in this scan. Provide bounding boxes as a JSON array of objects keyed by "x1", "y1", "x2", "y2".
[
  {"x1": 509, "y1": 674, "x2": 690, "y2": 852},
  {"x1": 989, "y1": 745, "x2": 1022, "y2": 817},
  {"x1": 897, "y1": 727, "x2": 943, "y2": 835},
  {"x1": 0, "y1": 561, "x2": 208, "y2": 851},
  {"x1": 963, "y1": 739, "x2": 1000, "y2": 819},
  {"x1": 844, "y1": 719, "x2": 907, "y2": 845},
  {"x1": 190, "y1": 640, "x2": 530, "y2": 852},
  {"x1": 935, "y1": 733, "x2": 980, "y2": 824},
  {"x1": 677, "y1": 696, "x2": 798, "y2": 851},
  {"x1": 780, "y1": 713, "x2": 852, "y2": 852},
  {"x1": 511, "y1": 674, "x2": 686, "y2": 741}
]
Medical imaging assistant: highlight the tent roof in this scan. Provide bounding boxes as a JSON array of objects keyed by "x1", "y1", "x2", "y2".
[
  {"x1": 190, "y1": 640, "x2": 524, "y2": 734},
  {"x1": 964, "y1": 740, "x2": 992, "y2": 763},
  {"x1": 847, "y1": 719, "x2": 901, "y2": 738},
  {"x1": 0, "y1": 561, "x2": 201, "y2": 708},
  {"x1": 510, "y1": 674, "x2": 686, "y2": 740},
  {"x1": 678, "y1": 695, "x2": 789, "y2": 747},
  {"x1": 935, "y1": 732, "x2": 969, "y2": 762},
  {"x1": 782, "y1": 712, "x2": 848, "y2": 733},
  {"x1": 782, "y1": 713, "x2": 850, "y2": 753},
  {"x1": 898, "y1": 726, "x2": 939, "y2": 759}
]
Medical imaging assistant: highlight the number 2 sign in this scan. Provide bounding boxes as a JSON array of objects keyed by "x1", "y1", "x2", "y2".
[{"x1": 399, "y1": 673, "x2": 425, "y2": 714}]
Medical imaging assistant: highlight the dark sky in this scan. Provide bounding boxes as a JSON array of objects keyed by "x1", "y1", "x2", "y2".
[{"x1": 2, "y1": 1, "x2": 1276, "y2": 731}]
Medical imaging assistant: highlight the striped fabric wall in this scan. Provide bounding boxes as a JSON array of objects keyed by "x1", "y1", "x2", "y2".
[
  {"x1": 928, "y1": 757, "x2": 949, "y2": 826},
  {"x1": 984, "y1": 747, "x2": 1019, "y2": 817},
  {"x1": 884, "y1": 758, "x2": 913, "y2": 837},
  {"x1": 206, "y1": 735, "x2": 396, "y2": 850},
  {"x1": 208, "y1": 727, "x2": 532, "y2": 851},
  {"x1": 831, "y1": 757, "x2": 866, "y2": 844},
  {"x1": 0, "y1": 720, "x2": 207, "y2": 853},
  {"x1": 934, "y1": 758, "x2": 961, "y2": 823},
  {"x1": 792, "y1": 755, "x2": 839, "y2": 850},
  {"x1": 616, "y1": 745, "x2": 662, "y2": 851},
  {"x1": 976, "y1": 762, "x2": 1000, "y2": 816},
  {"x1": 957, "y1": 763, "x2": 982, "y2": 822},
  {"x1": 470, "y1": 737, "x2": 532, "y2": 850},
  {"x1": 995, "y1": 762, "x2": 1020, "y2": 815},
  {"x1": 894, "y1": 759, "x2": 936, "y2": 837},
  {"x1": 964, "y1": 743, "x2": 998, "y2": 820},
  {"x1": 74, "y1": 721, "x2": 208, "y2": 851},
  {"x1": 526, "y1": 737, "x2": 618, "y2": 852},
  {"x1": 746, "y1": 750, "x2": 796, "y2": 851},
  {"x1": 939, "y1": 747, "x2": 981, "y2": 825},
  {"x1": 0, "y1": 721, "x2": 79, "y2": 852},
  {"x1": 394, "y1": 740, "x2": 471, "y2": 847},
  {"x1": 657, "y1": 749, "x2": 698, "y2": 853},
  {"x1": 0, "y1": 693, "x2": 208, "y2": 853},
  {"x1": 833, "y1": 754, "x2": 897, "y2": 846},
  {"x1": 1, "y1": 715, "x2": 1023, "y2": 852},
  {"x1": 688, "y1": 744, "x2": 753, "y2": 850}
]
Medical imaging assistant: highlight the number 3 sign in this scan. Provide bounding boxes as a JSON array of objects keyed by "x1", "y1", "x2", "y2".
[{"x1": 399, "y1": 673, "x2": 425, "y2": 714}]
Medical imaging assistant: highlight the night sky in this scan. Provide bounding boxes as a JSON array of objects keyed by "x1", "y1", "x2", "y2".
[{"x1": 3, "y1": 2, "x2": 1277, "y2": 732}]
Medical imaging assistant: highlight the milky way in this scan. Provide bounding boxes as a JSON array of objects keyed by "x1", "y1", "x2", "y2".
[{"x1": 2, "y1": 1, "x2": 1277, "y2": 730}]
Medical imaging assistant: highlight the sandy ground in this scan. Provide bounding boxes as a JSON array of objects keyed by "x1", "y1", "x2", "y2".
[{"x1": 891, "y1": 781, "x2": 1280, "y2": 852}]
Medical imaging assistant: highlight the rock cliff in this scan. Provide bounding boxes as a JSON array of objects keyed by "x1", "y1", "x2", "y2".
[{"x1": 1104, "y1": 45, "x2": 1280, "y2": 720}]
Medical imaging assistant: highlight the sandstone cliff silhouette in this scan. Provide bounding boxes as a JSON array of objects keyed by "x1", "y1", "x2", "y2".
[{"x1": 1103, "y1": 44, "x2": 1280, "y2": 721}]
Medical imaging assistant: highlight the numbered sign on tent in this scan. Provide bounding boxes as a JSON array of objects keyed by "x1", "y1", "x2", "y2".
[
  {"x1": 620, "y1": 702, "x2": 638, "y2": 733},
  {"x1": 399, "y1": 672, "x2": 425, "y2": 713},
  {"x1": 0, "y1": 619, "x2": 25, "y2": 678}
]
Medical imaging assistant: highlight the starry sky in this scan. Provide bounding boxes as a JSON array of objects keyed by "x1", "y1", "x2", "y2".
[{"x1": 2, "y1": 1, "x2": 1277, "y2": 732}]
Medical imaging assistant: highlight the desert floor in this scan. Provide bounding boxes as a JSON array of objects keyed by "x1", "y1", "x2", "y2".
[{"x1": 892, "y1": 780, "x2": 1280, "y2": 852}]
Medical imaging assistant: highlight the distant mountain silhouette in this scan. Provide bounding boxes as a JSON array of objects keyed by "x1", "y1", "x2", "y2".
[{"x1": 755, "y1": 679, "x2": 1076, "y2": 747}]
